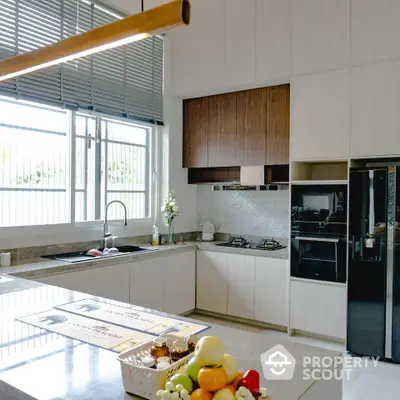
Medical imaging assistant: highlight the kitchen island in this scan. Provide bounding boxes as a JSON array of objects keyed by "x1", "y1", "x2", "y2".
[{"x1": 0, "y1": 274, "x2": 341, "y2": 400}]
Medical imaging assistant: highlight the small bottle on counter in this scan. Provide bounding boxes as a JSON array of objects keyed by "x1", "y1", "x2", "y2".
[
  {"x1": 150, "y1": 337, "x2": 170, "y2": 360},
  {"x1": 152, "y1": 220, "x2": 159, "y2": 246},
  {"x1": 159, "y1": 234, "x2": 166, "y2": 245},
  {"x1": 186, "y1": 334, "x2": 198, "y2": 353},
  {"x1": 171, "y1": 339, "x2": 190, "y2": 362}
]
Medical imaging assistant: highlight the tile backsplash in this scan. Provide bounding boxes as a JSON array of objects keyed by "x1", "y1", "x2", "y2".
[{"x1": 197, "y1": 186, "x2": 290, "y2": 238}]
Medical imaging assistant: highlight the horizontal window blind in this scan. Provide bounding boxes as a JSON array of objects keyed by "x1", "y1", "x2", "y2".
[{"x1": 0, "y1": 0, "x2": 164, "y2": 124}]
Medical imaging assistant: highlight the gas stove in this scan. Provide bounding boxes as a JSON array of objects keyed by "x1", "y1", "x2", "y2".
[
  {"x1": 255, "y1": 238, "x2": 286, "y2": 251},
  {"x1": 216, "y1": 236, "x2": 251, "y2": 248},
  {"x1": 216, "y1": 237, "x2": 286, "y2": 251}
]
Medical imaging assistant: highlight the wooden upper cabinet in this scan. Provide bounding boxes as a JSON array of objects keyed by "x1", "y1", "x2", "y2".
[
  {"x1": 266, "y1": 84, "x2": 290, "y2": 165},
  {"x1": 237, "y1": 88, "x2": 268, "y2": 166},
  {"x1": 183, "y1": 84, "x2": 290, "y2": 170},
  {"x1": 183, "y1": 98, "x2": 209, "y2": 168},
  {"x1": 208, "y1": 93, "x2": 238, "y2": 167}
]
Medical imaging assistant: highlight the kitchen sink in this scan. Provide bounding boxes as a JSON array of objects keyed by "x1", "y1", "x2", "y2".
[
  {"x1": 43, "y1": 245, "x2": 154, "y2": 263},
  {"x1": 97, "y1": 245, "x2": 151, "y2": 253}
]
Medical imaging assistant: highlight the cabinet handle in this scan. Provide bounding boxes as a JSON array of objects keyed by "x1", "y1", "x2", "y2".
[{"x1": 294, "y1": 236, "x2": 339, "y2": 243}]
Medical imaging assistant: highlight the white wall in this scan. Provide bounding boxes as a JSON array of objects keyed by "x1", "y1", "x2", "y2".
[
  {"x1": 162, "y1": 36, "x2": 198, "y2": 234},
  {"x1": 197, "y1": 187, "x2": 289, "y2": 238}
]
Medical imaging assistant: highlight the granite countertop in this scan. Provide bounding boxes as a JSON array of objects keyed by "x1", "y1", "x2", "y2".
[
  {"x1": 0, "y1": 241, "x2": 288, "y2": 280},
  {"x1": 0, "y1": 243, "x2": 197, "y2": 279},
  {"x1": 0, "y1": 275, "x2": 341, "y2": 400}
]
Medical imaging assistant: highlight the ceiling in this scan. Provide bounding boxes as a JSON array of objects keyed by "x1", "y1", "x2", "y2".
[{"x1": 102, "y1": 0, "x2": 140, "y2": 14}]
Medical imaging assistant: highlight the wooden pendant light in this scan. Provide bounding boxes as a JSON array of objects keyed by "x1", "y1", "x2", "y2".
[{"x1": 0, "y1": 0, "x2": 190, "y2": 82}]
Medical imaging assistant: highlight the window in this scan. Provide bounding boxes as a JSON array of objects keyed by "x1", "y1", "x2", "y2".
[
  {"x1": 0, "y1": 97, "x2": 69, "y2": 227},
  {"x1": 75, "y1": 114, "x2": 151, "y2": 222},
  {"x1": 0, "y1": 97, "x2": 153, "y2": 227}
]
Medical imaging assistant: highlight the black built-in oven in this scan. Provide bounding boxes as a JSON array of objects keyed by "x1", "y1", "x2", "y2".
[{"x1": 291, "y1": 184, "x2": 348, "y2": 283}]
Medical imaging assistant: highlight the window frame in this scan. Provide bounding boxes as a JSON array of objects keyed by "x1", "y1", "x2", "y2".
[
  {"x1": 0, "y1": 97, "x2": 158, "y2": 229},
  {"x1": 72, "y1": 109, "x2": 157, "y2": 227}
]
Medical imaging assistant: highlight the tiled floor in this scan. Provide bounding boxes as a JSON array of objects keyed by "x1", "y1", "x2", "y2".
[{"x1": 190, "y1": 313, "x2": 400, "y2": 400}]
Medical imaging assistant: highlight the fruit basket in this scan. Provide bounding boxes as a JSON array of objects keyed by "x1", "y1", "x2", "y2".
[{"x1": 117, "y1": 340, "x2": 192, "y2": 399}]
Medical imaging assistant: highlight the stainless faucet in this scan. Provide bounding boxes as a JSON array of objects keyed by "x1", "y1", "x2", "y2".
[{"x1": 103, "y1": 200, "x2": 128, "y2": 239}]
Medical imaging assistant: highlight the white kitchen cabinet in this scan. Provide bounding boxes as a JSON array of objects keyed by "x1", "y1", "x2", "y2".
[
  {"x1": 254, "y1": 258, "x2": 288, "y2": 327},
  {"x1": 291, "y1": 0, "x2": 350, "y2": 75},
  {"x1": 290, "y1": 279, "x2": 347, "y2": 339},
  {"x1": 163, "y1": 251, "x2": 196, "y2": 315},
  {"x1": 168, "y1": 0, "x2": 225, "y2": 97},
  {"x1": 37, "y1": 263, "x2": 131, "y2": 303},
  {"x1": 351, "y1": 0, "x2": 400, "y2": 65},
  {"x1": 196, "y1": 251, "x2": 229, "y2": 314},
  {"x1": 227, "y1": 254, "x2": 255, "y2": 320},
  {"x1": 351, "y1": 60, "x2": 400, "y2": 158},
  {"x1": 130, "y1": 251, "x2": 196, "y2": 314},
  {"x1": 37, "y1": 251, "x2": 196, "y2": 315},
  {"x1": 291, "y1": 69, "x2": 350, "y2": 161},
  {"x1": 225, "y1": 0, "x2": 255, "y2": 87},
  {"x1": 130, "y1": 257, "x2": 164, "y2": 312},
  {"x1": 255, "y1": 0, "x2": 290, "y2": 83}
]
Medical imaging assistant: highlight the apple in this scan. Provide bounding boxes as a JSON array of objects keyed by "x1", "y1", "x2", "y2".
[
  {"x1": 213, "y1": 388, "x2": 236, "y2": 400},
  {"x1": 222, "y1": 354, "x2": 238, "y2": 382},
  {"x1": 187, "y1": 357, "x2": 202, "y2": 382},
  {"x1": 169, "y1": 373, "x2": 193, "y2": 394},
  {"x1": 194, "y1": 336, "x2": 225, "y2": 366}
]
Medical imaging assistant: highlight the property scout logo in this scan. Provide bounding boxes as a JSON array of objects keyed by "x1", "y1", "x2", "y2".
[
  {"x1": 261, "y1": 345, "x2": 296, "y2": 380},
  {"x1": 261, "y1": 344, "x2": 379, "y2": 381}
]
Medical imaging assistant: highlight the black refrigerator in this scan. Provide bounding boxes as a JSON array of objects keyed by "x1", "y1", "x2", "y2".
[{"x1": 347, "y1": 166, "x2": 400, "y2": 361}]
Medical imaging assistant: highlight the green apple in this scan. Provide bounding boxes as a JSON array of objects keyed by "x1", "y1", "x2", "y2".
[
  {"x1": 169, "y1": 373, "x2": 194, "y2": 394},
  {"x1": 213, "y1": 388, "x2": 235, "y2": 400},
  {"x1": 194, "y1": 336, "x2": 225, "y2": 366},
  {"x1": 222, "y1": 354, "x2": 238, "y2": 383},
  {"x1": 187, "y1": 357, "x2": 202, "y2": 382}
]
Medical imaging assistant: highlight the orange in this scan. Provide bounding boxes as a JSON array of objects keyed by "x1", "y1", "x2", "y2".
[
  {"x1": 231, "y1": 371, "x2": 244, "y2": 389},
  {"x1": 198, "y1": 366, "x2": 228, "y2": 392},
  {"x1": 225, "y1": 385, "x2": 236, "y2": 394},
  {"x1": 190, "y1": 388, "x2": 213, "y2": 400}
]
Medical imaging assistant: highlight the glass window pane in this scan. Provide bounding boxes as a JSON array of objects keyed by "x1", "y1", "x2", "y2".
[
  {"x1": 76, "y1": 116, "x2": 86, "y2": 136},
  {"x1": 0, "y1": 97, "x2": 67, "y2": 133},
  {"x1": 75, "y1": 138, "x2": 86, "y2": 191},
  {"x1": 75, "y1": 131, "x2": 96, "y2": 222},
  {"x1": 0, "y1": 127, "x2": 67, "y2": 189},
  {"x1": 106, "y1": 192, "x2": 146, "y2": 219},
  {"x1": 75, "y1": 192, "x2": 85, "y2": 222},
  {"x1": 76, "y1": 114, "x2": 96, "y2": 137},
  {"x1": 0, "y1": 98, "x2": 69, "y2": 227},
  {"x1": 106, "y1": 120, "x2": 147, "y2": 145},
  {"x1": 0, "y1": 190, "x2": 68, "y2": 227},
  {"x1": 106, "y1": 143, "x2": 146, "y2": 192}
]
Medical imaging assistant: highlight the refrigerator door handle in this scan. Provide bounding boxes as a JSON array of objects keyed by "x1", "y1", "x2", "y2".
[
  {"x1": 385, "y1": 166, "x2": 396, "y2": 359},
  {"x1": 335, "y1": 242, "x2": 339, "y2": 281},
  {"x1": 360, "y1": 236, "x2": 364, "y2": 258}
]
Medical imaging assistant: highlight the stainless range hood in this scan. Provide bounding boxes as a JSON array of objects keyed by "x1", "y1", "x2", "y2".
[
  {"x1": 212, "y1": 184, "x2": 288, "y2": 191},
  {"x1": 212, "y1": 166, "x2": 288, "y2": 191}
]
